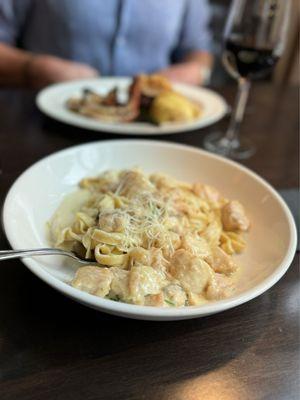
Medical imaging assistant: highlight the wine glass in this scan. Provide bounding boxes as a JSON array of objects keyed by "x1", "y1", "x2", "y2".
[{"x1": 204, "y1": 0, "x2": 291, "y2": 159}]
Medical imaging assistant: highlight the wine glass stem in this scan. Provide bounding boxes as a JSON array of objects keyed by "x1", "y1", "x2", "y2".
[{"x1": 225, "y1": 78, "x2": 251, "y2": 143}]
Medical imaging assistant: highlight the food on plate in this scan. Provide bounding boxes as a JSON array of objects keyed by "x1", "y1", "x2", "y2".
[
  {"x1": 66, "y1": 74, "x2": 203, "y2": 125},
  {"x1": 138, "y1": 74, "x2": 172, "y2": 97},
  {"x1": 66, "y1": 78, "x2": 141, "y2": 123},
  {"x1": 49, "y1": 169, "x2": 250, "y2": 307},
  {"x1": 149, "y1": 91, "x2": 201, "y2": 124}
]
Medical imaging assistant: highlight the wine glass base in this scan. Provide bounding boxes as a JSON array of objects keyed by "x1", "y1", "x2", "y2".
[{"x1": 203, "y1": 132, "x2": 255, "y2": 160}]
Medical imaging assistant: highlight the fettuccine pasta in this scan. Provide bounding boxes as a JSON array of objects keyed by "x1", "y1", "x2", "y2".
[{"x1": 49, "y1": 169, "x2": 250, "y2": 307}]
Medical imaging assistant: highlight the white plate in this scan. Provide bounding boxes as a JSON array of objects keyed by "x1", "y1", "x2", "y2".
[
  {"x1": 36, "y1": 77, "x2": 228, "y2": 135},
  {"x1": 2, "y1": 140, "x2": 297, "y2": 320}
]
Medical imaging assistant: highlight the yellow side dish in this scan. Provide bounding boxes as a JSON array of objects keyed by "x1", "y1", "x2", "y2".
[{"x1": 150, "y1": 91, "x2": 202, "y2": 124}]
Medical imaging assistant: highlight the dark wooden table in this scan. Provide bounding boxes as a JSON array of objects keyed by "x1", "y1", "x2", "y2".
[{"x1": 0, "y1": 84, "x2": 299, "y2": 400}]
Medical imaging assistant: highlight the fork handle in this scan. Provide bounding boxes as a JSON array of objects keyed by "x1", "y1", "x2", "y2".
[{"x1": 0, "y1": 248, "x2": 75, "y2": 261}]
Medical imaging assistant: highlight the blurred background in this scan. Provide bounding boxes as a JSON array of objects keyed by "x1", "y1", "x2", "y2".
[
  {"x1": 0, "y1": 0, "x2": 299, "y2": 90},
  {"x1": 209, "y1": 0, "x2": 299, "y2": 87}
]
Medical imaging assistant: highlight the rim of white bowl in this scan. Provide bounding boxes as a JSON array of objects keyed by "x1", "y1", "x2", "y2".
[{"x1": 2, "y1": 140, "x2": 297, "y2": 319}]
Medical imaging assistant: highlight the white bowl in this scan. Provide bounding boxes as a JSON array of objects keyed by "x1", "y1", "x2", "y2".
[{"x1": 2, "y1": 140, "x2": 297, "y2": 320}]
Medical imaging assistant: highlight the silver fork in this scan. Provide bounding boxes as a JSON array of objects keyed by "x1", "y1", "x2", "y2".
[{"x1": 0, "y1": 248, "x2": 99, "y2": 266}]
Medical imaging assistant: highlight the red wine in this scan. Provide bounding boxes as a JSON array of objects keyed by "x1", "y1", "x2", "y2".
[{"x1": 225, "y1": 39, "x2": 279, "y2": 79}]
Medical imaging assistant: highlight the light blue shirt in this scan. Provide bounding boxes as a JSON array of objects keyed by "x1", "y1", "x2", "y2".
[{"x1": 0, "y1": 0, "x2": 212, "y2": 76}]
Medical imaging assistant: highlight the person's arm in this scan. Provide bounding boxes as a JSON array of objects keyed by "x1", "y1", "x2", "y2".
[
  {"x1": 0, "y1": 43, "x2": 99, "y2": 89},
  {"x1": 158, "y1": 51, "x2": 213, "y2": 86},
  {"x1": 158, "y1": 0, "x2": 213, "y2": 85}
]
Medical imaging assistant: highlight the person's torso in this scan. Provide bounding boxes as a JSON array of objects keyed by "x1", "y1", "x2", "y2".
[{"x1": 20, "y1": 0, "x2": 187, "y2": 75}]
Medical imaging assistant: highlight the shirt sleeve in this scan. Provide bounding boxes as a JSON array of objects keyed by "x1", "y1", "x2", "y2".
[
  {"x1": 173, "y1": 0, "x2": 213, "y2": 61},
  {"x1": 0, "y1": 0, "x2": 31, "y2": 44}
]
